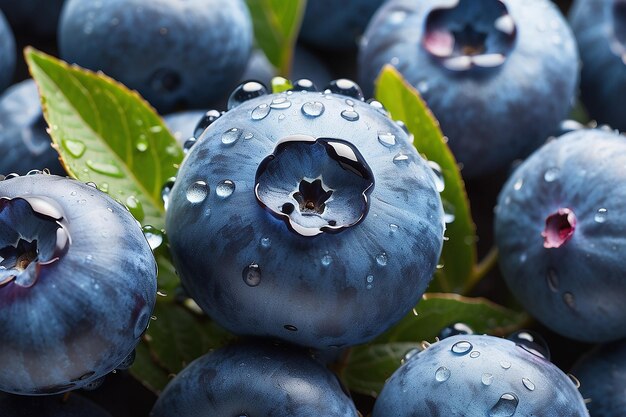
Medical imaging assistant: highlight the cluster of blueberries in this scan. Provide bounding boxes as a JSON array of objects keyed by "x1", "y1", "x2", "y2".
[{"x1": 0, "y1": 0, "x2": 625, "y2": 416}]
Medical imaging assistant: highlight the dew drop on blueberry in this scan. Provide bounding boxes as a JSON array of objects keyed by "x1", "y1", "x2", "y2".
[
  {"x1": 186, "y1": 181, "x2": 209, "y2": 204},
  {"x1": 482, "y1": 373, "x2": 494, "y2": 386},
  {"x1": 251, "y1": 104, "x2": 271, "y2": 121},
  {"x1": 489, "y1": 393, "x2": 519, "y2": 417},
  {"x1": 292, "y1": 79, "x2": 317, "y2": 92},
  {"x1": 269, "y1": 97, "x2": 292, "y2": 110},
  {"x1": 228, "y1": 81, "x2": 268, "y2": 110},
  {"x1": 435, "y1": 366, "x2": 451, "y2": 382},
  {"x1": 242, "y1": 263, "x2": 261, "y2": 287},
  {"x1": 301, "y1": 101, "x2": 325, "y2": 117},
  {"x1": 508, "y1": 330, "x2": 551, "y2": 360},
  {"x1": 324, "y1": 79, "x2": 364, "y2": 101},
  {"x1": 451, "y1": 341, "x2": 473, "y2": 355},
  {"x1": 193, "y1": 110, "x2": 221, "y2": 138},
  {"x1": 215, "y1": 180, "x2": 235, "y2": 198},
  {"x1": 377, "y1": 132, "x2": 397, "y2": 147},
  {"x1": 221, "y1": 128, "x2": 242, "y2": 146},
  {"x1": 594, "y1": 208, "x2": 608, "y2": 223}
]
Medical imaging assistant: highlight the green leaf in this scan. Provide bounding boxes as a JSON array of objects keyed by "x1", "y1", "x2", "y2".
[
  {"x1": 25, "y1": 47, "x2": 183, "y2": 230},
  {"x1": 375, "y1": 65, "x2": 477, "y2": 294},
  {"x1": 343, "y1": 293, "x2": 529, "y2": 396},
  {"x1": 245, "y1": 0, "x2": 307, "y2": 76},
  {"x1": 131, "y1": 303, "x2": 234, "y2": 393}
]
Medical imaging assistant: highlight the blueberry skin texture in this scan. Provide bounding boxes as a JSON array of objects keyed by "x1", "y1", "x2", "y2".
[
  {"x1": 0, "y1": 80, "x2": 65, "y2": 175},
  {"x1": 165, "y1": 90, "x2": 445, "y2": 349},
  {"x1": 150, "y1": 340, "x2": 358, "y2": 417},
  {"x1": 0, "y1": 392, "x2": 113, "y2": 417},
  {"x1": 495, "y1": 129, "x2": 626, "y2": 343},
  {"x1": 0, "y1": 174, "x2": 157, "y2": 395},
  {"x1": 299, "y1": 0, "x2": 385, "y2": 50},
  {"x1": 0, "y1": 10, "x2": 15, "y2": 93},
  {"x1": 163, "y1": 110, "x2": 206, "y2": 147},
  {"x1": 0, "y1": 0, "x2": 65, "y2": 38},
  {"x1": 572, "y1": 340, "x2": 626, "y2": 417},
  {"x1": 373, "y1": 335, "x2": 589, "y2": 417},
  {"x1": 58, "y1": 0, "x2": 253, "y2": 113},
  {"x1": 358, "y1": 0, "x2": 579, "y2": 178},
  {"x1": 570, "y1": 0, "x2": 626, "y2": 131}
]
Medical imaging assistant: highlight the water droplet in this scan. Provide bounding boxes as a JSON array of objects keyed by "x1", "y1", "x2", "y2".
[
  {"x1": 242, "y1": 263, "x2": 261, "y2": 287},
  {"x1": 260, "y1": 237, "x2": 271, "y2": 249},
  {"x1": 427, "y1": 161, "x2": 445, "y2": 192},
  {"x1": 194, "y1": 109, "x2": 222, "y2": 137},
  {"x1": 126, "y1": 195, "x2": 145, "y2": 221},
  {"x1": 544, "y1": 167, "x2": 560, "y2": 182},
  {"x1": 278, "y1": 114, "x2": 286, "y2": 120},
  {"x1": 183, "y1": 137, "x2": 197, "y2": 153},
  {"x1": 402, "y1": 348, "x2": 420, "y2": 363},
  {"x1": 489, "y1": 393, "x2": 519, "y2": 417},
  {"x1": 451, "y1": 341, "x2": 473, "y2": 355},
  {"x1": 513, "y1": 178, "x2": 524, "y2": 190},
  {"x1": 186, "y1": 181, "x2": 208, "y2": 204},
  {"x1": 321, "y1": 254, "x2": 333, "y2": 266},
  {"x1": 389, "y1": 223, "x2": 399, "y2": 233},
  {"x1": 141, "y1": 225, "x2": 164, "y2": 250},
  {"x1": 563, "y1": 292, "x2": 576, "y2": 309},
  {"x1": 243, "y1": 132, "x2": 254, "y2": 140},
  {"x1": 594, "y1": 208, "x2": 608, "y2": 223},
  {"x1": 375, "y1": 252, "x2": 388, "y2": 266},
  {"x1": 482, "y1": 373, "x2": 494, "y2": 386},
  {"x1": 324, "y1": 79, "x2": 364, "y2": 100},
  {"x1": 393, "y1": 153, "x2": 410, "y2": 165},
  {"x1": 292, "y1": 79, "x2": 317, "y2": 91},
  {"x1": 435, "y1": 366, "x2": 451, "y2": 382},
  {"x1": 301, "y1": 101, "x2": 325, "y2": 117},
  {"x1": 86, "y1": 160, "x2": 123, "y2": 177},
  {"x1": 500, "y1": 360, "x2": 511, "y2": 369},
  {"x1": 284, "y1": 324, "x2": 298, "y2": 331},
  {"x1": 229, "y1": 81, "x2": 267, "y2": 110},
  {"x1": 470, "y1": 351, "x2": 481, "y2": 358},
  {"x1": 251, "y1": 104, "x2": 271, "y2": 120},
  {"x1": 216, "y1": 180, "x2": 235, "y2": 198},
  {"x1": 365, "y1": 274, "x2": 374, "y2": 290},
  {"x1": 546, "y1": 268, "x2": 559, "y2": 292},
  {"x1": 221, "y1": 128, "x2": 242, "y2": 146},
  {"x1": 522, "y1": 378, "x2": 535, "y2": 391},
  {"x1": 377, "y1": 132, "x2": 397, "y2": 147},
  {"x1": 136, "y1": 135, "x2": 148, "y2": 152},
  {"x1": 270, "y1": 97, "x2": 292, "y2": 110},
  {"x1": 341, "y1": 109, "x2": 360, "y2": 121},
  {"x1": 443, "y1": 200, "x2": 456, "y2": 224},
  {"x1": 62, "y1": 139, "x2": 86, "y2": 158},
  {"x1": 509, "y1": 330, "x2": 551, "y2": 360},
  {"x1": 161, "y1": 177, "x2": 175, "y2": 210}
]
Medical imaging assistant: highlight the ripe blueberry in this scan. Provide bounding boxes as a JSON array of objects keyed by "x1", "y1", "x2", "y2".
[
  {"x1": 495, "y1": 128, "x2": 626, "y2": 343},
  {"x1": 0, "y1": 174, "x2": 157, "y2": 394},
  {"x1": 165, "y1": 82, "x2": 445, "y2": 349},
  {"x1": 150, "y1": 340, "x2": 359, "y2": 417},
  {"x1": 373, "y1": 334, "x2": 589, "y2": 416},
  {"x1": 358, "y1": 0, "x2": 579, "y2": 178}
]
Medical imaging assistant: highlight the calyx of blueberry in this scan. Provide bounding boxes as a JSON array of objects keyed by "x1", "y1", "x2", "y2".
[
  {"x1": 255, "y1": 135, "x2": 374, "y2": 237},
  {"x1": 423, "y1": 0, "x2": 516, "y2": 71},
  {"x1": 0, "y1": 196, "x2": 71, "y2": 288},
  {"x1": 542, "y1": 208, "x2": 576, "y2": 249}
]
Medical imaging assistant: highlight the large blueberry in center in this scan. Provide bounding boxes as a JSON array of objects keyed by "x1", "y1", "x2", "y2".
[
  {"x1": 423, "y1": 0, "x2": 516, "y2": 71},
  {"x1": 165, "y1": 85, "x2": 445, "y2": 349},
  {"x1": 255, "y1": 135, "x2": 374, "y2": 237}
]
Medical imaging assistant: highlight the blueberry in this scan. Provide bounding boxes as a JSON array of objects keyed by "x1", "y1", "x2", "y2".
[
  {"x1": 358, "y1": 0, "x2": 579, "y2": 178},
  {"x1": 58, "y1": 0, "x2": 253, "y2": 112},
  {"x1": 570, "y1": 0, "x2": 626, "y2": 131},
  {"x1": 150, "y1": 339, "x2": 359, "y2": 417},
  {"x1": 0, "y1": 0, "x2": 65, "y2": 38},
  {"x1": 0, "y1": 79, "x2": 65, "y2": 176},
  {"x1": 0, "y1": 174, "x2": 157, "y2": 394},
  {"x1": 0, "y1": 391, "x2": 113, "y2": 417},
  {"x1": 372, "y1": 335, "x2": 589, "y2": 416},
  {"x1": 165, "y1": 85, "x2": 445, "y2": 349},
  {"x1": 572, "y1": 340, "x2": 626, "y2": 417},
  {"x1": 0, "y1": 9, "x2": 15, "y2": 93},
  {"x1": 299, "y1": 0, "x2": 386, "y2": 50},
  {"x1": 495, "y1": 128, "x2": 626, "y2": 343}
]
